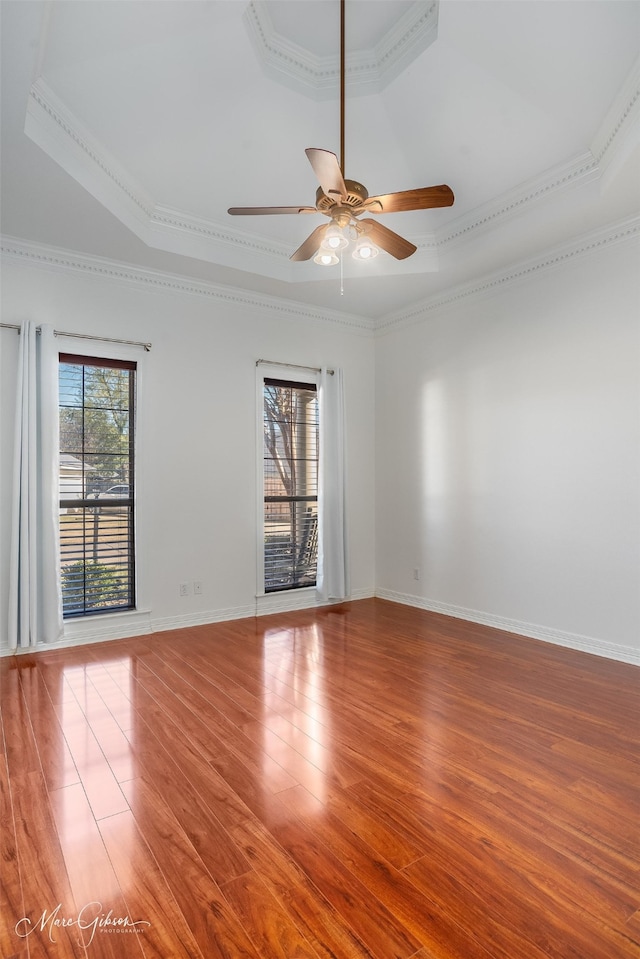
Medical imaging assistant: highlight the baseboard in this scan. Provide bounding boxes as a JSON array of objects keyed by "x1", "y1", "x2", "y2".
[
  {"x1": 375, "y1": 588, "x2": 640, "y2": 666},
  {"x1": 151, "y1": 603, "x2": 257, "y2": 633},
  {"x1": 253, "y1": 586, "x2": 373, "y2": 618},
  {"x1": 0, "y1": 608, "x2": 153, "y2": 657},
  {"x1": 0, "y1": 589, "x2": 375, "y2": 655},
  {"x1": 152, "y1": 589, "x2": 373, "y2": 632},
  {"x1": 8, "y1": 589, "x2": 626, "y2": 665}
]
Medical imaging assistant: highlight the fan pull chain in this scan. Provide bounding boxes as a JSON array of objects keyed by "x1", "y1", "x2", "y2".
[{"x1": 340, "y1": 250, "x2": 344, "y2": 295}]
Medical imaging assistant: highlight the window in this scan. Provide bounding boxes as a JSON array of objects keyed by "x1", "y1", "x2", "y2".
[
  {"x1": 58, "y1": 354, "x2": 136, "y2": 617},
  {"x1": 263, "y1": 377, "x2": 318, "y2": 592}
]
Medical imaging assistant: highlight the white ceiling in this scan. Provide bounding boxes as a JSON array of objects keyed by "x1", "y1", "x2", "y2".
[{"x1": 1, "y1": 0, "x2": 639, "y2": 322}]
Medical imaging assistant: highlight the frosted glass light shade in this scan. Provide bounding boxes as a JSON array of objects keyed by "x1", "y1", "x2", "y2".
[
  {"x1": 323, "y1": 223, "x2": 349, "y2": 251},
  {"x1": 352, "y1": 236, "x2": 379, "y2": 260},
  {"x1": 314, "y1": 250, "x2": 339, "y2": 266}
]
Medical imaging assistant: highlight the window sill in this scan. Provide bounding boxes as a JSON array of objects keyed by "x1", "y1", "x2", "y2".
[
  {"x1": 255, "y1": 586, "x2": 316, "y2": 598},
  {"x1": 62, "y1": 607, "x2": 152, "y2": 645},
  {"x1": 255, "y1": 588, "x2": 320, "y2": 616}
]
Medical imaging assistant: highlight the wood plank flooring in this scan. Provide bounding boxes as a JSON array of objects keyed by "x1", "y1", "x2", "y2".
[{"x1": 1, "y1": 598, "x2": 638, "y2": 959}]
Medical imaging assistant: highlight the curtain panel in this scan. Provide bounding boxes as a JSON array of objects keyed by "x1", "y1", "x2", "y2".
[
  {"x1": 8, "y1": 322, "x2": 63, "y2": 648},
  {"x1": 317, "y1": 367, "x2": 350, "y2": 602}
]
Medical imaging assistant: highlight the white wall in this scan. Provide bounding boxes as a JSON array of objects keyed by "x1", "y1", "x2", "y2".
[
  {"x1": 0, "y1": 259, "x2": 376, "y2": 650},
  {"x1": 375, "y1": 237, "x2": 640, "y2": 663},
  {"x1": 2, "y1": 233, "x2": 638, "y2": 663}
]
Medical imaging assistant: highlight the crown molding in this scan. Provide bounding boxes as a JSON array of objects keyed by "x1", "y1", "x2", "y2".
[
  {"x1": 24, "y1": 78, "x2": 439, "y2": 281},
  {"x1": 3, "y1": 215, "x2": 637, "y2": 338},
  {"x1": 591, "y1": 53, "x2": 640, "y2": 182},
  {"x1": 437, "y1": 152, "x2": 600, "y2": 250},
  {"x1": 243, "y1": 1, "x2": 438, "y2": 99},
  {"x1": 150, "y1": 204, "x2": 286, "y2": 259},
  {"x1": 378, "y1": 214, "x2": 640, "y2": 333},
  {"x1": 24, "y1": 78, "x2": 302, "y2": 282},
  {"x1": 25, "y1": 78, "x2": 154, "y2": 233},
  {"x1": 433, "y1": 57, "x2": 640, "y2": 251},
  {"x1": 24, "y1": 51, "x2": 639, "y2": 285},
  {"x1": 0, "y1": 235, "x2": 375, "y2": 335}
]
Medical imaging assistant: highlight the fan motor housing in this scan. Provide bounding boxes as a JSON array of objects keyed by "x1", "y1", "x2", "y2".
[{"x1": 316, "y1": 179, "x2": 369, "y2": 214}]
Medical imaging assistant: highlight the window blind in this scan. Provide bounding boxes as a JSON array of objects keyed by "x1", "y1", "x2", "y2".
[
  {"x1": 263, "y1": 377, "x2": 318, "y2": 592},
  {"x1": 59, "y1": 355, "x2": 136, "y2": 616}
]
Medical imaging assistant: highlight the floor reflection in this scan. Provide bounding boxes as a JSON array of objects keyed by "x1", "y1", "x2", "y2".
[{"x1": 262, "y1": 623, "x2": 332, "y2": 803}]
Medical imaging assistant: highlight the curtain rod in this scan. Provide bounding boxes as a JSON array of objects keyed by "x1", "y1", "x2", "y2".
[
  {"x1": 256, "y1": 359, "x2": 334, "y2": 375},
  {"x1": 0, "y1": 323, "x2": 152, "y2": 352}
]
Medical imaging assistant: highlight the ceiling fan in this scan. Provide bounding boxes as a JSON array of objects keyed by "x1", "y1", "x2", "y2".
[{"x1": 228, "y1": 0, "x2": 454, "y2": 264}]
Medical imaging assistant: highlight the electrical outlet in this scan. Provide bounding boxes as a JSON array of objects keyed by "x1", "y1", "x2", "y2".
[
  {"x1": 413, "y1": 567, "x2": 420, "y2": 581},
  {"x1": 193, "y1": 581, "x2": 202, "y2": 595},
  {"x1": 179, "y1": 582, "x2": 190, "y2": 597}
]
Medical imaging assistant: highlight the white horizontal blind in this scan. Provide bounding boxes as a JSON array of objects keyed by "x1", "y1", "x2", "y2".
[
  {"x1": 263, "y1": 378, "x2": 319, "y2": 592},
  {"x1": 58, "y1": 354, "x2": 136, "y2": 616}
]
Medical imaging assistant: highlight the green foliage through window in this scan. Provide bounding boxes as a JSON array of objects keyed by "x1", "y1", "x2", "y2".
[{"x1": 59, "y1": 354, "x2": 136, "y2": 617}]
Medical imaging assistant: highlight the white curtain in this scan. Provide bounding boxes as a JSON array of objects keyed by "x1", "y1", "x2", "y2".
[
  {"x1": 317, "y1": 367, "x2": 350, "y2": 602},
  {"x1": 8, "y1": 322, "x2": 63, "y2": 649}
]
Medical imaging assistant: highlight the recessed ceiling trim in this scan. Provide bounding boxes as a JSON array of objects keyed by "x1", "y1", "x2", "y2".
[
  {"x1": 150, "y1": 205, "x2": 286, "y2": 258},
  {"x1": 25, "y1": 78, "x2": 154, "y2": 231},
  {"x1": 24, "y1": 54, "x2": 638, "y2": 284},
  {"x1": 243, "y1": 0, "x2": 438, "y2": 99},
  {"x1": 438, "y1": 58, "x2": 640, "y2": 251},
  {"x1": 591, "y1": 53, "x2": 640, "y2": 185},
  {"x1": 438, "y1": 153, "x2": 600, "y2": 250},
  {"x1": 379, "y1": 215, "x2": 640, "y2": 333},
  {"x1": 23, "y1": 76, "x2": 443, "y2": 281},
  {"x1": 0, "y1": 235, "x2": 375, "y2": 333},
  {"x1": 5, "y1": 216, "x2": 637, "y2": 336},
  {"x1": 25, "y1": 78, "x2": 297, "y2": 281}
]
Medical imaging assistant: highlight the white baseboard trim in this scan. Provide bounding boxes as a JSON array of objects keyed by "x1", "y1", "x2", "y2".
[
  {"x1": 0, "y1": 589, "x2": 375, "y2": 656},
  {"x1": 254, "y1": 587, "x2": 373, "y2": 618},
  {"x1": 9, "y1": 589, "x2": 629, "y2": 666},
  {"x1": 151, "y1": 603, "x2": 257, "y2": 633},
  {"x1": 0, "y1": 608, "x2": 153, "y2": 657},
  {"x1": 375, "y1": 588, "x2": 640, "y2": 666},
  {"x1": 153, "y1": 588, "x2": 374, "y2": 631}
]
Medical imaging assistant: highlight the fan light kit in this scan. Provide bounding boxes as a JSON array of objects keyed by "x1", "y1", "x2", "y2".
[{"x1": 228, "y1": 0, "x2": 454, "y2": 267}]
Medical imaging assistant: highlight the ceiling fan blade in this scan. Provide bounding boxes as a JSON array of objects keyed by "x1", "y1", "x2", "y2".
[
  {"x1": 228, "y1": 206, "x2": 317, "y2": 215},
  {"x1": 290, "y1": 223, "x2": 328, "y2": 262},
  {"x1": 365, "y1": 185, "x2": 454, "y2": 214},
  {"x1": 360, "y1": 219, "x2": 417, "y2": 259},
  {"x1": 305, "y1": 148, "x2": 347, "y2": 201}
]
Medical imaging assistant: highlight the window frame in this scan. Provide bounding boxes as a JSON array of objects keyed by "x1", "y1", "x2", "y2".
[
  {"x1": 58, "y1": 352, "x2": 137, "y2": 618},
  {"x1": 256, "y1": 365, "x2": 320, "y2": 596}
]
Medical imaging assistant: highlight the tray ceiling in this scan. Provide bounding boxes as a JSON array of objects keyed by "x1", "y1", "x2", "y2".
[{"x1": 1, "y1": 0, "x2": 639, "y2": 320}]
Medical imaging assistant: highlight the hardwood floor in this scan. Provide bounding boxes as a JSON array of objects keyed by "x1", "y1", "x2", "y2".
[{"x1": 1, "y1": 598, "x2": 638, "y2": 959}]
